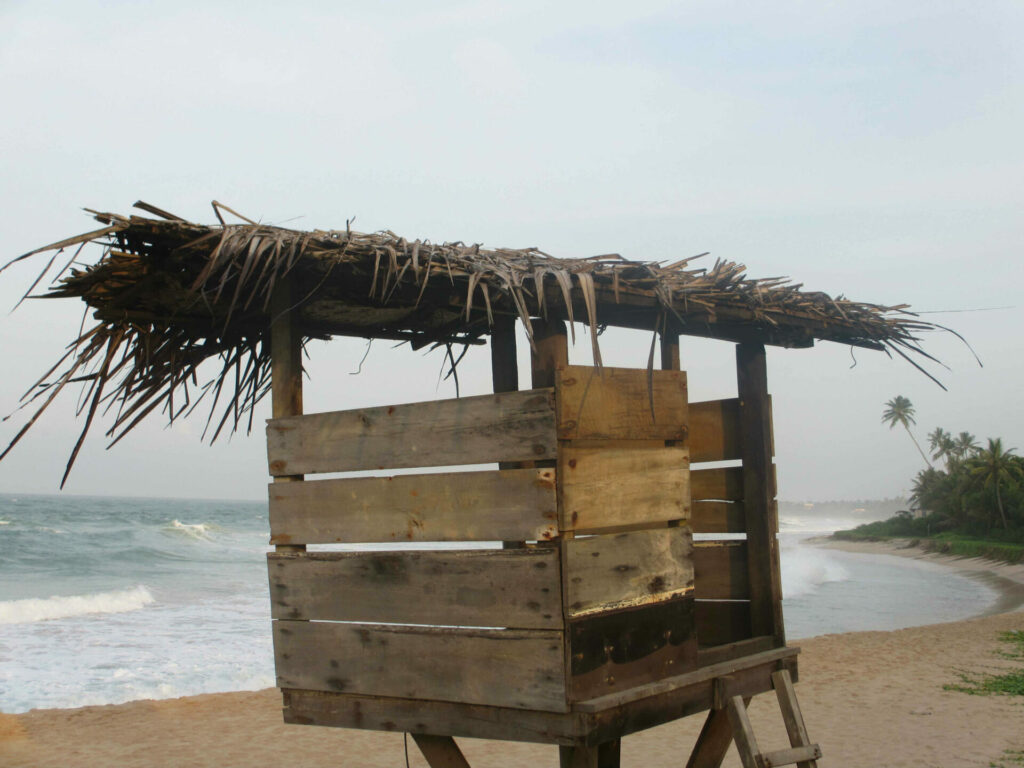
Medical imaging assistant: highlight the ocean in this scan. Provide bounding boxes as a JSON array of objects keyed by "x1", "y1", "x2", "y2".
[{"x1": 0, "y1": 494, "x2": 999, "y2": 714}]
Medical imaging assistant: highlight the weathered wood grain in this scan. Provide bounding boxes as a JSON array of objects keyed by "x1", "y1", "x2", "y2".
[
  {"x1": 562, "y1": 527, "x2": 693, "y2": 618},
  {"x1": 269, "y1": 277, "x2": 306, "y2": 555},
  {"x1": 574, "y1": 646, "x2": 798, "y2": 713},
  {"x1": 695, "y1": 600, "x2": 752, "y2": 648},
  {"x1": 690, "y1": 467, "x2": 744, "y2": 502},
  {"x1": 555, "y1": 366, "x2": 688, "y2": 441},
  {"x1": 689, "y1": 399, "x2": 740, "y2": 463},
  {"x1": 695, "y1": 636, "x2": 776, "y2": 668},
  {"x1": 281, "y1": 688, "x2": 584, "y2": 745},
  {"x1": 693, "y1": 541, "x2": 750, "y2": 600},
  {"x1": 737, "y1": 343, "x2": 785, "y2": 644},
  {"x1": 567, "y1": 597, "x2": 697, "y2": 701},
  {"x1": 690, "y1": 501, "x2": 745, "y2": 534},
  {"x1": 411, "y1": 734, "x2": 472, "y2": 768},
  {"x1": 268, "y1": 548, "x2": 561, "y2": 628},
  {"x1": 584, "y1": 654, "x2": 798, "y2": 746},
  {"x1": 267, "y1": 389, "x2": 556, "y2": 476},
  {"x1": 558, "y1": 441, "x2": 688, "y2": 531},
  {"x1": 273, "y1": 621, "x2": 567, "y2": 712},
  {"x1": 268, "y1": 468, "x2": 557, "y2": 544}
]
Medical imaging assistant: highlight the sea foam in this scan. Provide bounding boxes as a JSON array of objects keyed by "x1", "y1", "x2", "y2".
[
  {"x1": 166, "y1": 520, "x2": 215, "y2": 539},
  {"x1": 780, "y1": 544, "x2": 850, "y2": 599},
  {"x1": 0, "y1": 585, "x2": 155, "y2": 625}
]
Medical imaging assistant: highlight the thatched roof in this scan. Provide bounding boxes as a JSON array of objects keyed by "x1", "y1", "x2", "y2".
[{"x1": 2, "y1": 201, "x2": 947, "y2": 484}]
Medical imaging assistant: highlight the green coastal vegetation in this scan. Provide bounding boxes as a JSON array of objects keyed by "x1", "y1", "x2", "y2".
[{"x1": 832, "y1": 396, "x2": 1024, "y2": 564}]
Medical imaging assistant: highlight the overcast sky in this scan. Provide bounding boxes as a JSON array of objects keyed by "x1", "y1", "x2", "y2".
[{"x1": 0, "y1": 0, "x2": 1021, "y2": 502}]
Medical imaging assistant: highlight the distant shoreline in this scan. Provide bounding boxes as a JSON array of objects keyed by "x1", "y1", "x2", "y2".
[{"x1": 810, "y1": 536, "x2": 1024, "y2": 616}]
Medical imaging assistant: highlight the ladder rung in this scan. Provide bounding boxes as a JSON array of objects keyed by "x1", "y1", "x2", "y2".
[{"x1": 758, "y1": 744, "x2": 822, "y2": 768}]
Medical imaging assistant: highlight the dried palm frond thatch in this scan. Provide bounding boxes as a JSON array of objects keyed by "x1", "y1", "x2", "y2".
[{"x1": 1, "y1": 201, "x2": 952, "y2": 485}]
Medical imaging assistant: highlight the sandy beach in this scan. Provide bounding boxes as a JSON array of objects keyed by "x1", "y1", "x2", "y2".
[{"x1": 3, "y1": 541, "x2": 1022, "y2": 768}]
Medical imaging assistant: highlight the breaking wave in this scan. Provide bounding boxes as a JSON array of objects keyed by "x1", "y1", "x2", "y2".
[{"x1": 0, "y1": 585, "x2": 155, "y2": 625}]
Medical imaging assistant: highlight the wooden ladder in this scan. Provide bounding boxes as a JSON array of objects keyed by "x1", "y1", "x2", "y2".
[{"x1": 687, "y1": 669, "x2": 821, "y2": 768}]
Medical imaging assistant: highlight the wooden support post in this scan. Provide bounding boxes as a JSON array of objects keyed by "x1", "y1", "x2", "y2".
[
  {"x1": 736, "y1": 343, "x2": 784, "y2": 644},
  {"x1": 559, "y1": 740, "x2": 620, "y2": 768},
  {"x1": 660, "y1": 329, "x2": 680, "y2": 371},
  {"x1": 490, "y1": 317, "x2": 526, "y2": 549},
  {"x1": 685, "y1": 708, "x2": 735, "y2": 768},
  {"x1": 772, "y1": 670, "x2": 819, "y2": 768},
  {"x1": 530, "y1": 318, "x2": 568, "y2": 389},
  {"x1": 490, "y1": 317, "x2": 519, "y2": 394},
  {"x1": 270, "y1": 277, "x2": 305, "y2": 554},
  {"x1": 725, "y1": 696, "x2": 761, "y2": 768},
  {"x1": 411, "y1": 734, "x2": 472, "y2": 768}
]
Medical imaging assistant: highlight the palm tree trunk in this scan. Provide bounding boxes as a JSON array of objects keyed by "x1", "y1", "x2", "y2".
[
  {"x1": 996, "y1": 481, "x2": 1009, "y2": 530},
  {"x1": 904, "y1": 424, "x2": 933, "y2": 468}
]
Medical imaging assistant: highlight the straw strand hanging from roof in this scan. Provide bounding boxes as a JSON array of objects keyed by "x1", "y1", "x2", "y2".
[{"x1": 0, "y1": 201, "x2": 948, "y2": 484}]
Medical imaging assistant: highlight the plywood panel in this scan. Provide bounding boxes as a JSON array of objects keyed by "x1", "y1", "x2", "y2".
[
  {"x1": 693, "y1": 541, "x2": 750, "y2": 600},
  {"x1": 691, "y1": 501, "x2": 745, "y2": 534},
  {"x1": 558, "y1": 442, "x2": 688, "y2": 531},
  {"x1": 555, "y1": 366, "x2": 687, "y2": 441},
  {"x1": 273, "y1": 621, "x2": 567, "y2": 712},
  {"x1": 689, "y1": 399, "x2": 740, "y2": 463},
  {"x1": 562, "y1": 527, "x2": 693, "y2": 618},
  {"x1": 567, "y1": 597, "x2": 697, "y2": 701},
  {"x1": 267, "y1": 389, "x2": 556, "y2": 476},
  {"x1": 269, "y1": 468, "x2": 557, "y2": 544},
  {"x1": 269, "y1": 548, "x2": 561, "y2": 628},
  {"x1": 695, "y1": 601, "x2": 752, "y2": 648}
]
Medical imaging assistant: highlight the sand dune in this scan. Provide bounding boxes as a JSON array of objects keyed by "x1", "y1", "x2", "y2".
[{"x1": 3, "y1": 543, "x2": 1022, "y2": 767}]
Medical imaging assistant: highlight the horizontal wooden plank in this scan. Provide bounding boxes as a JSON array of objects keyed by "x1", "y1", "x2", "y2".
[
  {"x1": 281, "y1": 688, "x2": 584, "y2": 746},
  {"x1": 574, "y1": 645, "x2": 799, "y2": 713},
  {"x1": 562, "y1": 527, "x2": 693, "y2": 618},
  {"x1": 269, "y1": 468, "x2": 557, "y2": 544},
  {"x1": 690, "y1": 466, "x2": 776, "y2": 502},
  {"x1": 691, "y1": 501, "x2": 745, "y2": 534},
  {"x1": 274, "y1": 621, "x2": 567, "y2": 712},
  {"x1": 695, "y1": 635, "x2": 777, "y2": 668},
  {"x1": 268, "y1": 548, "x2": 561, "y2": 628},
  {"x1": 690, "y1": 467, "x2": 744, "y2": 502},
  {"x1": 555, "y1": 366, "x2": 687, "y2": 441},
  {"x1": 689, "y1": 398, "x2": 740, "y2": 463},
  {"x1": 558, "y1": 441, "x2": 688, "y2": 531},
  {"x1": 267, "y1": 389, "x2": 556, "y2": 476},
  {"x1": 693, "y1": 541, "x2": 750, "y2": 600},
  {"x1": 695, "y1": 601, "x2": 752, "y2": 648},
  {"x1": 584, "y1": 654, "x2": 798, "y2": 746},
  {"x1": 568, "y1": 596, "x2": 697, "y2": 701}
]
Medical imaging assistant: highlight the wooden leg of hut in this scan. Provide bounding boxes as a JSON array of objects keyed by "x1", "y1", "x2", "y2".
[
  {"x1": 660, "y1": 329, "x2": 680, "y2": 371},
  {"x1": 529, "y1": 318, "x2": 568, "y2": 390},
  {"x1": 685, "y1": 707, "x2": 734, "y2": 768},
  {"x1": 772, "y1": 669, "x2": 819, "y2": 768},
  {"x1": 736, "y1": 343, "x2": 784, "y2": 644},
  {"x1": 558, "y1": 739, "x2": 620, "y2": 768},
  {"x1": 490, "y1": 317, "x2": 528, "y2": 550},
  {"x1": 411, "y1": 733, "x2": 472, "y2": 768},
  {"x1": 725, "y1": 696, "x2": 761, "y2": 768}
]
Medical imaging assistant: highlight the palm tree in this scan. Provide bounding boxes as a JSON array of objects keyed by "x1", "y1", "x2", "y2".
[
  {"x1": 968, "y1": 438, "x2": 1023, "y2": 530},
  {"x1": 928, "y1": 427, "x2": 955, "y2": 469},
  {"x1": 882, "y1": 396, "x2": 932, "y2": 468},
  {"x1": 953, "y1": 432, "x2": 978, "y2": 460}
]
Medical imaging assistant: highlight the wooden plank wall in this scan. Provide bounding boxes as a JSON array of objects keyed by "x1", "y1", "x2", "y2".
[
  {"x1": 688, "y1": 388, "x2": 779, "y2": 655},
  {"x1": 266, "y1": 387, "x2": 571, "y2": 713},
  {"x1": 553, "y1": 365, "x2": 698, "y2": 702}
]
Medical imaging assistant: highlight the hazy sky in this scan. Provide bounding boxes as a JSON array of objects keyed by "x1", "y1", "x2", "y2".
[{"x1": 1, "y1": 0, "x2": 1021, "y2": 502}]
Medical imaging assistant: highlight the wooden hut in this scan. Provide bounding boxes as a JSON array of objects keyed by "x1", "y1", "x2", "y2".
[{"x1": 4, "y1": 203, "x2": 942, "y2": 767}]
